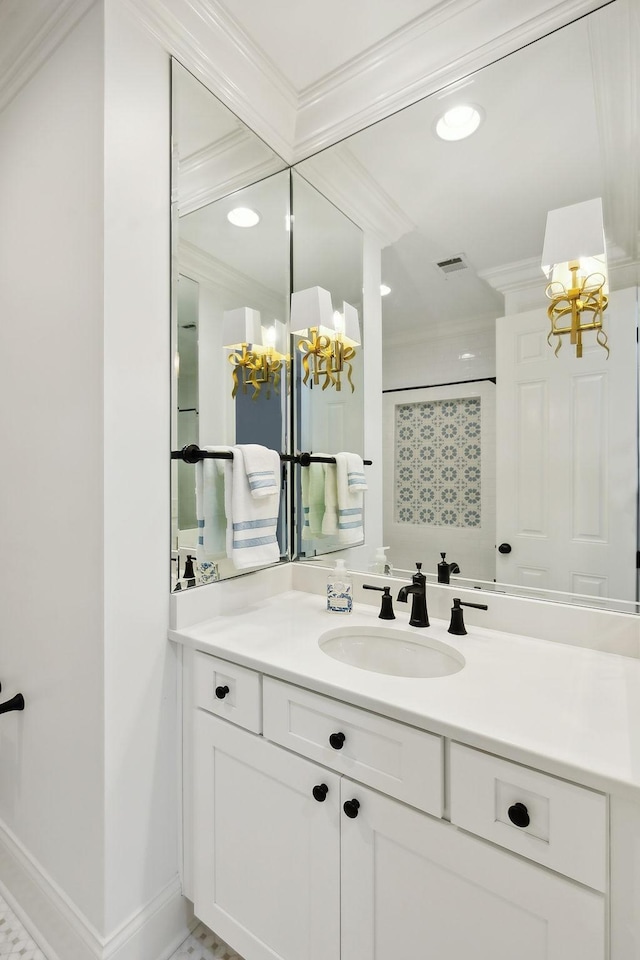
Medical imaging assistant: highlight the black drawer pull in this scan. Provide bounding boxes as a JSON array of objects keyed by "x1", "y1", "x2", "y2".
[
  {"x1": 312, "y1": 783, "x2": 329, "y2": 802},
  {"x1": 215, "y1": 685, "x2": 230, "y2": 700},
  {"x1": 507, "y1": 802, "x2": 530, "y2": 828},
  {"x1": 343, "y1": 798, "x2": 360, "y2": 819},
  {"x1": 329, "y1": 732, "x2": 346, "y2": 750}
]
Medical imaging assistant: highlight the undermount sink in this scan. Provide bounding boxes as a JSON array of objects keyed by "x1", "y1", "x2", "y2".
[{"x1": 318, "y1": 625, "x2": 465, "y2": 678}]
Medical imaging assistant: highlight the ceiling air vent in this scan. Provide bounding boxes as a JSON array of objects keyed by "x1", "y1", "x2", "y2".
[{"x1": 435, "y1": 253, "x2": 470, "y2": 277}]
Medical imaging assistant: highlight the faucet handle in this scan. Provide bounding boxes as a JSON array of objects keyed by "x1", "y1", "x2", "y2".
[
  {"x1": 448, "y1": 597, "x2": 488, "y2": 635},
  {"x1": 363, "y1": 584, "x2": 396, "y2": 620}
]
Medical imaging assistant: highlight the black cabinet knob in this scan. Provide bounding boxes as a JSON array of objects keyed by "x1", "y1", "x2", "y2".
[
  {"x1": 215, "y1": 685, "x2": 230, "y2": 700},
  {"x1": 507, "y1": 802, "x2": 530, "y2": 828},
  {"x1": 312, "y1": 783, "x2": 329, "y2": 802},
  {"x1": 343, "y1": 799, "x2": 360, "y2": 819},
  {"x1": 498, "y1": 543, "x2": 512, "y2": 554},
  {"x1": 329, "y1": 732, "x2": 346, "y2": 750}
]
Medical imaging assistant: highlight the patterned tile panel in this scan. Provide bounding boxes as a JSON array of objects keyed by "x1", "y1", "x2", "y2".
[{"x1": 394, "y1": 397, "x2": 482, "y2": 527}]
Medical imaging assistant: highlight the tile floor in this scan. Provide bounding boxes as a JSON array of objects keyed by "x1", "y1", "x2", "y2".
[{"x1": 0, "y1": 894, "x2": 245, "y2": 960}]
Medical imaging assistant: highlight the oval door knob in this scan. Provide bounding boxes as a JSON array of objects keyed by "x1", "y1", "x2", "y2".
[
  {"x1": 343, "y1": 799, "x2": 360, "y2": 819},
  {"x1": 215, "y1": 685, "x2": 230, "y2": 699},
  {"x1": 498, "y1": 543, "x2": 512, "y2": 554},
  {"x1": 312, "y1": 783, "x2": 329, "y2": 802},
  {"x1": 329, "y1": 732, "x2": 346, "y2": 750},
  {"x1": 507, "y1": 802, "x2": 530, "y2": 828}
]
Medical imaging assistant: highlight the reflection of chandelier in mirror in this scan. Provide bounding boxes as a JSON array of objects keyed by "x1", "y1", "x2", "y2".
[
  {"x1": 223, "y1": 308, "x2": 288, "y2": 399},
  {"x1": 541, "y1": 197, "x2": 609, "y2": 358},
  {"x1": 291, "y1": 286, "x2": 361, "y2": 392}
]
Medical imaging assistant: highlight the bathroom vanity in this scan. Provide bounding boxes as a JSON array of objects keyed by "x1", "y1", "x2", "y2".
[{"x1": 171, "y1": 584, "x2": 640, "y2": 960}]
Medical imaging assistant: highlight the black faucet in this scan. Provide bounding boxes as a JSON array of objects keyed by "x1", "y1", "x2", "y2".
[
  {"x1": 437, "y1": 552, "x2": 460, "y2": 584},
  {"x1": 397, "y1": 562, "x2": 429, "y2": 627}
]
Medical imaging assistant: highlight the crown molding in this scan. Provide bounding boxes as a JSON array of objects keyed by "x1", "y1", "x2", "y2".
[
  {"x1": 177, "y1": 127, "x2": 287, "y2": 216},
  {"x1": 292, "y1": 0, "x2": 612, "y2": 161},
  {"x1": 385, "y1": 312, "x2": 495, "y2": 348},
  {"x1": 178, "y1": 239, "x2": 287, "y2": 317},
  {"x1": 296, "y1": 147, "x2": 416, "y2": 247},
  {"x1": 0, "y1": 0, "x2": 95, "y2": 114},
  {"x1": 124, "y1": 0, "x2": 297, "y2": 163}
]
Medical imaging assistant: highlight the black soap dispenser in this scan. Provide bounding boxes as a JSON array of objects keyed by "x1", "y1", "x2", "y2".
[
  {"x1": 183, "y1": 554, "x2": 196, "y2": 588},
  {"x1": 438, "y1": 552, "x2": 450, "y2": 584}
]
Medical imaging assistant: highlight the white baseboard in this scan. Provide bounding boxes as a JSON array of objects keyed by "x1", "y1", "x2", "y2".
[{"x1": 0, "y1": 816, "x2": 193, "y2": 960}]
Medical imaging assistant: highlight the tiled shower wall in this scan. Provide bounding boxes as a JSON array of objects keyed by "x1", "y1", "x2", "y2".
[
  {"x1": 382, "y1": 381, "x2": 496, "y2": 580},
  {"x1": 394, "y1": 397, "x2": 482, "y2": 527}
]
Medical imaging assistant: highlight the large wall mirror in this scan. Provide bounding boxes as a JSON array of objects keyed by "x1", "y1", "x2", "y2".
[
  {"x1": 291, "y1": 170, "x2": 365, "y2": 559},
  {"x1": 171, "y1": 61, "x2": 290, "y2": 587},
  {"x1": 294, "y1": 0, "x2": 639, "y2": 611}
]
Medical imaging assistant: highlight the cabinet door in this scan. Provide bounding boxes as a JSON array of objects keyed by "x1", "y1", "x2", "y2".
[
  {"x1": 193, "y1": 711, "x2": 340, "y2": 960},
  {"x1": 340, "y1": 780, "x2": 605, "y2": 960}
]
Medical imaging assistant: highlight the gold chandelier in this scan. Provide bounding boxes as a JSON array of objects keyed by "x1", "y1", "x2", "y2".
[
  {"x1": 290, "y1": 286, "x2": 361, "y2": 392},
  {"x1": 223, "y1": 308, "x2": 289, "y2": 399},
  {"x1": 541, "y1": 198, "x2": 609, "y2": 358}
]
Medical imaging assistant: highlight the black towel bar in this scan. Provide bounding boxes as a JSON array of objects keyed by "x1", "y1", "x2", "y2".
[
  {"x1": 171, "y1": 444, "x2": 372, "y2": 467},
  {"x1": 0, "y1": 693, "x2": 24, "y2": 715}
]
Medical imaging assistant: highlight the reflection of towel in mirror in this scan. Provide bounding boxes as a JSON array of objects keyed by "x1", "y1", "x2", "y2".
[
  {"x1": 301, "y1": 461, "x2": 326, "y2": 540},
  {"x1": 322, "y1": 463, "x2": 338, "y2": 536},
  {"x1": 196, "y1": 446, "x2": 233, "y2": 561},
  {"x1": 229, "y1": 445, "x2": 281, "y2": 569},
  {"x1": 236, "y1": 444, "x2": 281, "y2": 499},
  {"x1": 335, "y1": 453, "x2": 367, "y2": 545}
]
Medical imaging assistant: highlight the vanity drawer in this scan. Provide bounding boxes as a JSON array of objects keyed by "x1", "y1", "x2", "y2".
[
  {"x1": 194, "y1": 651, "x2": 262, "y2": 734},
  {"x1": 449, "y1": 743, "x2": 607, "y2": 891},
  {"x1": 262, "y1": 677, "x2": 443, "y2": 815}
]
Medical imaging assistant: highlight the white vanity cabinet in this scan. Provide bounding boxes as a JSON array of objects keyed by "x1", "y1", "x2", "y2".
[{"x1": 186, "y1": 648, "x2": 606, "y2": 960}]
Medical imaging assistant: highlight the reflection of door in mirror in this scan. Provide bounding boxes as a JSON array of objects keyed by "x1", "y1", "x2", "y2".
[
  {"x1": 291, "y1": 173, "x2": 366, "y2": 560},
  {"x1": 496, "y1": 287, "x2": 637, "y2": 602},
  {"x1": 171, "y1": 59, "x2": 290, "y2": 587}
]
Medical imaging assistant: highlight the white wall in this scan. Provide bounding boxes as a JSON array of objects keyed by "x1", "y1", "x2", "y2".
[
  {"x1": 0, "y1": 0, "x2": 106, "y2": 930},
  {"x1": 0, "y1": 2, "x2": 189, "y2": 956},
  {"x1": 103, "y1": 0, "x2": 187, "y2": 946},
  {"x1": 383, "y1": 324, "x2": 496, "y2": 391}
]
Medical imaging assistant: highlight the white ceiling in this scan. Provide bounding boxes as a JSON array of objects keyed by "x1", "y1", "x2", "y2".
[{"x1": 219, "y1": 0, "x2": 444, "y2": 91}]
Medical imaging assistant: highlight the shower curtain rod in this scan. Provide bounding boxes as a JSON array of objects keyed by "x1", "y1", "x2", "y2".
[{"x1": 171, "y1": 444, "x2": 372, "y2": 467}]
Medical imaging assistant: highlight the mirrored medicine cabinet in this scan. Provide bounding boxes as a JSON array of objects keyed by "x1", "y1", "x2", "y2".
[{"x1": 171, "y1": 0, "x2": 640, "y2": 614}]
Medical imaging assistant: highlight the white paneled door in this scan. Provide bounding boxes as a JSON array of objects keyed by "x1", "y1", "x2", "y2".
[{"x1": 496, "y1": 287, "x2": 637, "y2": 601}]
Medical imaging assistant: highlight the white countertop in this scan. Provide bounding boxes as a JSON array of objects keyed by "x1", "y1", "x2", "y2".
[{"x1": 170, "y1": 589, "x2": 640, "y2": 798}]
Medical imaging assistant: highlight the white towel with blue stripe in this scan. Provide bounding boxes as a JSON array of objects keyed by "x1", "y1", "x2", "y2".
[
  {"x1": 236, "y1": 443, "x2": 281, "y2": 499},
  {"x1": 195, "y1": 446, "x2": 233, "y2": 561},
  {"x1": 321, "y1": 463, "x2": 338, "y2": 536},
  {"x1": 301, "y1": 460, "x2": 326, "y2": 540},
  {"x1": 335, "y1": 452, "x2": 367, "y2": 545},
  {"x1": 229, "y1": 445, "x2": 281, "y2": 569}
]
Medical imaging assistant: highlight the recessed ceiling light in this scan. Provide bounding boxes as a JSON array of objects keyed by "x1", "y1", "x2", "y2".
[
  {"x1": 380, "y1": 284, "x2": 391, "y2": 296},
  {"x1": 227, "y1": 207, "x2": 260, "y2": 227},
  {"x1": 435, "y1": 104, "x2": 483, "y2": 141}
]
